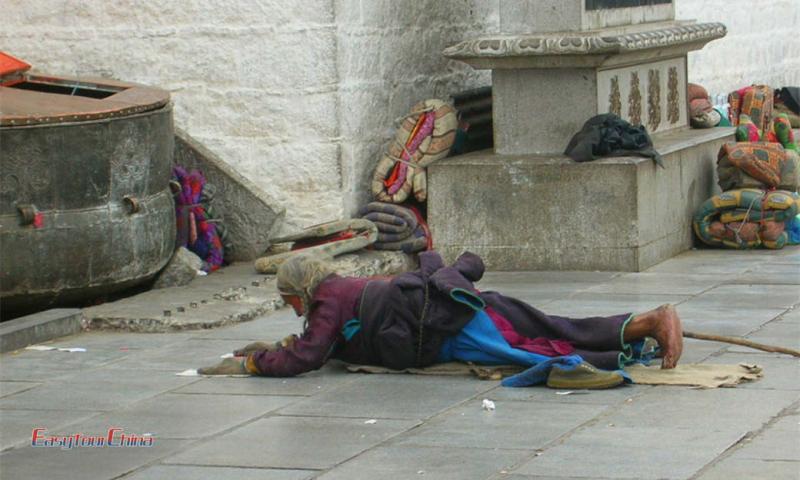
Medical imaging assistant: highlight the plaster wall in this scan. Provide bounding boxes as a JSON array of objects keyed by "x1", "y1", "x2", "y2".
[
  {"x1": 1, "y1": 0, "x2": 493, "y2": 232},
  {"x1": 2, "y1": 0, "x2": 796, "y2": 231},
  {"x1": 676, "y1": 0, "x2": 800, "y2": 98}
]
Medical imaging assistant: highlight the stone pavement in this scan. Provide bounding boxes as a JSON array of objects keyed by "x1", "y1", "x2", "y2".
[{"x1": 0, "y1": 247, "x2": 798, "y2": 480}]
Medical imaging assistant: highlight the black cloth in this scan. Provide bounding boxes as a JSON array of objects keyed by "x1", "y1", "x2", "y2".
[
  {"x1": 777, "y1": 87, "x2": 800, "y2": 115},
  {"x1": 564, "y1": 113, "x2": 664, "y2": 168}
]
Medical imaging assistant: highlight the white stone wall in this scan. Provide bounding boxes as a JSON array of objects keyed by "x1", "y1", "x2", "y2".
[
  {"x1": 676, "y1": 0, "x2": 800, "y2": 98},
  {"x1": 335, "y1": 0, "x2": 496, "y2": 218},
  {"x1": 2, "y1": 0, "x2": 797, "y2": 230},
  {"x1": 2, "y1": 0, "x2": 493, "y2": 231}
]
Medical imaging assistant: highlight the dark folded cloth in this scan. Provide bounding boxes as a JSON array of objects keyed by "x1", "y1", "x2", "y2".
[
  {"x1": 358, "y1": 202, "x2": 430, "y2": 253},
  {"x1": 564, "y1": 114, "x2": 664, "y2": 168}
]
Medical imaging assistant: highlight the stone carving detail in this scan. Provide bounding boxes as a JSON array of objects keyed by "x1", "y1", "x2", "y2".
[
  {"x1": 667, "y1": 66, "x2": 680, "y2": 124},
  {"x1": 647, "y1": 69, "x2": 661, "y2": 131},
  {"x1": 609, "y1": 76, "x2": 622, "y2": 116},
  {"x1": 628, "y1": 72, "x2": 642, "y2": 126},
  {"x1": 443, "y1": 23, "x2": 727, "y2": 60}
]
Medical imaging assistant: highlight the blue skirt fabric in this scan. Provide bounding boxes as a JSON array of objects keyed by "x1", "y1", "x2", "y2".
[{"x1": 437, "y1": 310, "x2": 632, "y2": 387}]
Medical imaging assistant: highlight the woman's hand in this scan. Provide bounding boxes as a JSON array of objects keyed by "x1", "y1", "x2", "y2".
[
  {"x1": 198, "y1": 357, "x2": 249, "y2": 375},
  {"x1": 232, "y1": 335, "x2": 298, "y2": 357},
  {"x1": 233, "y1": 341, "x2": 276, "y2": 357}
]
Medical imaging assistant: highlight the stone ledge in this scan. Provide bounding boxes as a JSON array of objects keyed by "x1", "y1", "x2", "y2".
[
  {"x1": 81, "y1": 250, "x2": 417, "y2": 333},
  {"x1": 0, "y1": 309, "x2": 83, "y2": 353},
  {"x1": 443, "y1": 21, "x2": 726, "y2": 69},
  {"x1": 428, "y1": 127, "x2": 733, "y2": 271}
]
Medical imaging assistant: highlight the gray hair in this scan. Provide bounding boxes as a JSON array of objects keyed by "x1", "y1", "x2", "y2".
[{"x1": 276, "y1": 253, "x2": 336, "y2": 312}]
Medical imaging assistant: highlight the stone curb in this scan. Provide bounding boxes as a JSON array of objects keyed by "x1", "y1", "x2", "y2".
[
  {"x1": 0, "y1": 308, "x2": 83, "y2": 353},
  {"x1": 81, "y1": 251, "x2": 418, "y2": 333}
]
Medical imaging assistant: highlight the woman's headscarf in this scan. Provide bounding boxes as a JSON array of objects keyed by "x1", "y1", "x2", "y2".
[{"x1": 276, "y1": 253, "x2": 335, "y2": 314}]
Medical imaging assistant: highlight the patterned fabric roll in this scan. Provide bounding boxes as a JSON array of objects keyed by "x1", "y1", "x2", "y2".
[
  {"x1": 254, "y1": 219, "x2": 378, "y2": 274},
  {"x1": 372, "y1": 99, "x2": 458, "y2": 204},
  {"x1": 717, "y1": 142, "x2": 786, "y2": 190},
  {"x1": 693, "y1": 189, "x2": 798, "y2": 250},
  {"x1": 728, "y1": 85, "x2": 773, "y2": 134}
]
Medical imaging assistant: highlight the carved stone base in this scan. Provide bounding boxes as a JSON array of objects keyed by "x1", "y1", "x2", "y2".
[{"x1": 427, "y1": 127, "x2": 734, "y2": 272}]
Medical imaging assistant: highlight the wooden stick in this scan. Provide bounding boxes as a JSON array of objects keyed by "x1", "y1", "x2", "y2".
[{"x1": 683, "y1": 330, "x2": 800, "y2": 358}]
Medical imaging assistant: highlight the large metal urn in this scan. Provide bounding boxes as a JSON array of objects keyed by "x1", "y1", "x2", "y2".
[{"x1": 0, "y1": 72, "x2": 176, "y2": 317}]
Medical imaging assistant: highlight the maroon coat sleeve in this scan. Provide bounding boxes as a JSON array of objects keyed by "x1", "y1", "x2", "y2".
[{"x1": 249, "y1": 298, "x2": 343, "y2": 377}]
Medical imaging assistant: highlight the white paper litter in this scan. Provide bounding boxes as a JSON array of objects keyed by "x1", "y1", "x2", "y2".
[
  {"x1": 176, "y1": 369, "x2": 200, "y2": 377},
  {"x1": 220, "y1": 353, "x2": 235, "y2": 359},
  {"x1": 25, "y1": 346, "x2": 86, "y2": 353},
  {"x1": 481, "y1": 399, "x2": 496, "y2": 411},
  {"x1": 364, "y1": 419, "x2": 377, "y2": 425}
]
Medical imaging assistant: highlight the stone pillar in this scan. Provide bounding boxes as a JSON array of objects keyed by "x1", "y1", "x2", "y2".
[
  {"x1": 443, "y1": 0, "x2": 725, "y2": 155},
  {"x1": 430, "y1": 1, "x2": 733, "y2": 271}
]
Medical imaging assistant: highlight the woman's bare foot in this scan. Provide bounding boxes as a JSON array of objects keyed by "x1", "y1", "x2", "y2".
[
  {"x1": 651, "y1": 304, "x2": 683, "y2": 369},
  {"x1": 624, "y1": 304, "x2": 683, "y2": 369}
]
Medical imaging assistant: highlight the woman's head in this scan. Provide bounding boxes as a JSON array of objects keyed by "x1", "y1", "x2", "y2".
[{"x1": 276, "y1": 253, "x2": 335, "y2": 316}]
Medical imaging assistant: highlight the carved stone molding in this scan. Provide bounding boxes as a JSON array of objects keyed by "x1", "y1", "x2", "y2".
[
  {"x1": 647, "y1": 69, "x2": 661, "y2": 131},
  {"x1": 443, "y1": 22, "x2": 726, "y2": 60},
  {"x1": 609, "y1": 76, "x2": 622, "y2": 117},
  {"x1": 628, "y1": 72, "x2": 642, "y2": 126},
  {"x1": 667, "y1": 66, "x2": 680, "y2": 124}
]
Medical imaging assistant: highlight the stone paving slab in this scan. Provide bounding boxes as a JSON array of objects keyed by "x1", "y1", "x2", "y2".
[
  {"x1": 581, "y1": 272, "x2": 721, "y2": 296},
  {"x1": 542, "y1": 293, "x2": 690, "y2": 318},
  {"x1": 121, "y1": 464, "x2": 316, "y2": 480},
  {"x1": 68, "y1": 392, "x2": 294, "y2": 439},
  {"x1": 488, "y1": 383, "x2": 652, "y2": 405},
  {"x1": 0, "y1": 247, "x2": 797, "y2": 479},
  {"x1": 0, "y1": 368, "x2": 197, "y2": 411},
  {"x1": 104, "y1": 338, "x2": 249, "y2": 371},
  {"x1": 598, "y1": 387, "x2": 798, "y2": 432},
  {"x1": 0, "y1": 408, "x2": 100, "y2": 451},
  {"x1": 0, "y1": 380, "x2": 40, "y2": 398},
  {"x1": 512, "y1": 425, "x2": 747, "y2": 479},
  {"x1": 316, "y1": 444, "x2": 530, "y2": 480},
  {"x1": 696, "y1": 458, "x2": 800, "y2": 480},
  {"x1": 173, "y1": 363, "x2": 359, "y2": 397},
  {"x1": 391, "y1": 397, "x2": 607, "y2": 450},
  {"x1": 675, "y1": 304, "x2": 787, "y2": 336},
  {"x1": 276, "y1": 375, "x2": 496, "y2": 420},
  {"x1": 724, "y1": 320, "x2": 800, "y2": 353},
  {"x1": 679, "y1": 284, "x2": 800, "y2": 310},
  {"x1": 0, "y1": 438, "x2": 189, "y2": 480},
  {"x1": 164, "y1": 416, "x2": 419, "y2": 470}
]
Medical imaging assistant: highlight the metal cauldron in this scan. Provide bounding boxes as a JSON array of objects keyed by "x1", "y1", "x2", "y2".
[{"x1": 0, "y1": 73, "x2": 176, "y2": 316}]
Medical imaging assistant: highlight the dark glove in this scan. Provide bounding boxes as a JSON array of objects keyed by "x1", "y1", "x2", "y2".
[
  {"x1": 233, "y1": 335, "x2": 298, "y2": 357},
  {"x1": 198, "y1": 357, "x2": 249, "y2": 375}
]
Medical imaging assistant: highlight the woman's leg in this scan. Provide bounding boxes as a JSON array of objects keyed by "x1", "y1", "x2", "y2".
[{"x1": 623, "y1": 304, "x2": 683, "y2": 369}]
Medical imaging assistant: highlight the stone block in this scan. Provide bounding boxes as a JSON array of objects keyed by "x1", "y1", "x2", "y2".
[
  {"x1": 0, "y1": 309, "x2": 83, "y2": 353},
  {"x1": 174, "y1": 129, "x2": 286, "y2": 261},
  {"x1": 427, "y1": 127, "x2": 732, "y2": 271},
  {"x1": 152, "y1": 247, "x2": 203, "y2": 289},
  {"x1": 493, "y1": 67, "x2": 597, "y2": 155}
]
